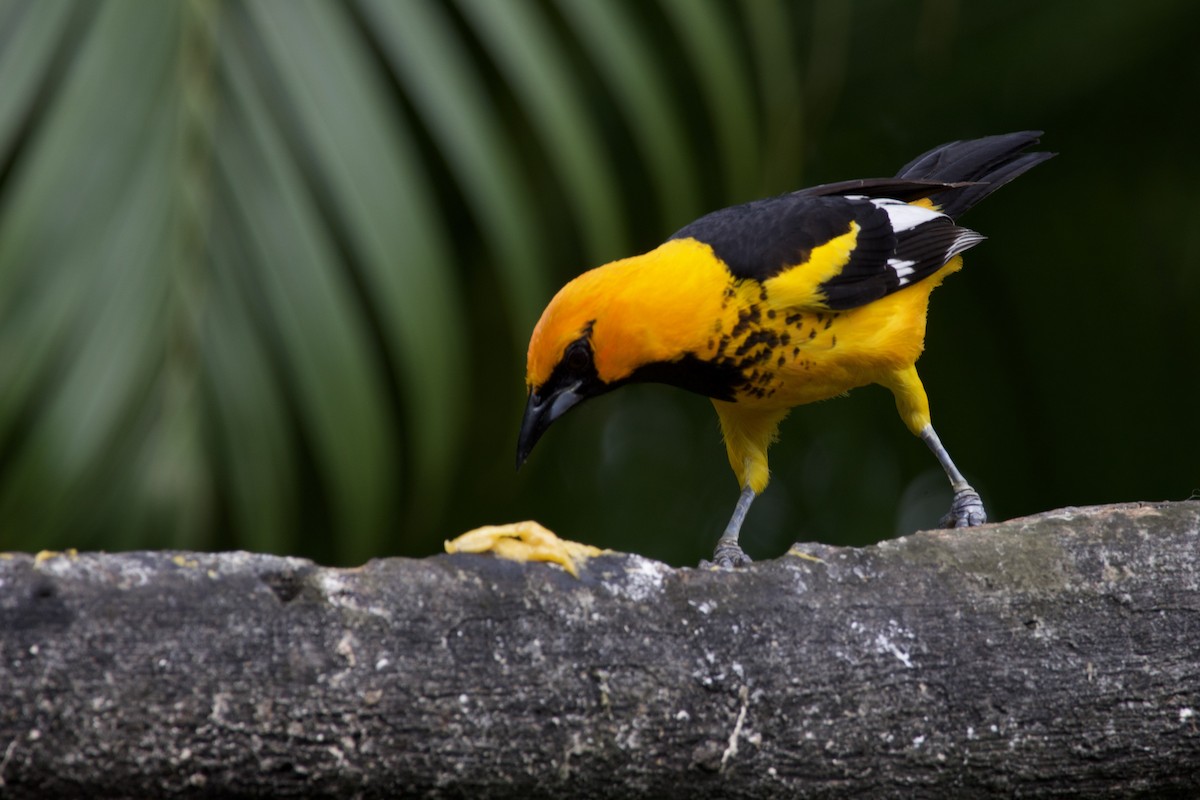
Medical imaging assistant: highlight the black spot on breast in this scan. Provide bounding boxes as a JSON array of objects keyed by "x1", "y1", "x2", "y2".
[
  {"x1": 730, "y1": 306, "x2": 761, "y2": 338},
  {"x1": 734, "y1": 330, "x2": 781, "y2": 357},
  {"x1": 739, "y1": 348, "x2": 773, "y2": 367}
]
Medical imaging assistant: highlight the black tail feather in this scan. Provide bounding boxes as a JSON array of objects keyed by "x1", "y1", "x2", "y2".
[{"x1": 895, "y1": 131, "x2": 1054, "y2": 218}]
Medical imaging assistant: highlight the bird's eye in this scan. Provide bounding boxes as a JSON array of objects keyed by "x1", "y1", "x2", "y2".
[{"x1": 565, "y1": 344, "x2": 591, "y2": 373}]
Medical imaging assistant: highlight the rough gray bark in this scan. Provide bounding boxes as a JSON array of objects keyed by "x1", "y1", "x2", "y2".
[{"x1": 1, "y1": 501, "x2": 1198, "y2": 799}]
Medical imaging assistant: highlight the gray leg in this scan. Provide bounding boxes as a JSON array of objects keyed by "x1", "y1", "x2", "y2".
[
  {"x1": 704, "y1": 485, "x2": 756, "y2": 568},
  {"x1": 920, "y1": 425, "x2": 987, "y2": 528}
]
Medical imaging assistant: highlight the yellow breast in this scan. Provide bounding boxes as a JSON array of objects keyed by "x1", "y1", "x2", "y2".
[{"x1": 716, "y1": 255, "x2": 962, "y2": 410}]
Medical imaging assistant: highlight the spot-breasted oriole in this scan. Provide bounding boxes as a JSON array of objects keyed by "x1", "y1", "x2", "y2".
[{"x1": 516, "y1": 132, "x2": 1053, "y2": 567}]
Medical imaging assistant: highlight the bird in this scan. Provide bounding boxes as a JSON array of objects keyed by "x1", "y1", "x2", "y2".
[{"x1": 516, "y1": 132, "x2": 1053, "y2": 567}]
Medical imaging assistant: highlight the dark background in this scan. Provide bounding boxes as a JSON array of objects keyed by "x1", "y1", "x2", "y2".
[{"x1": 1, "y1": 0, "x2": 1196, "y2": 566}]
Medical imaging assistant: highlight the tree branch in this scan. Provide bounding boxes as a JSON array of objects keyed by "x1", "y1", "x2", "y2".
[{"x1": 2, "y1": 502, "x2": 1199, "y2": 798}]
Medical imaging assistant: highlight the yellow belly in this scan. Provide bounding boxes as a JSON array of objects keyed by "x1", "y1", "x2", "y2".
[
  {"x1": 734, "y1": 278, "x2": 936, "y2": 408},
  {"x1": 712, "y1": 256, "x2": 960, "y2": 492}
]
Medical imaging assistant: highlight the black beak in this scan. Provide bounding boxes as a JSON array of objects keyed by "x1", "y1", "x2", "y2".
[{"x1": 516, "y1": 383, "x2": 585, "y2": 469}]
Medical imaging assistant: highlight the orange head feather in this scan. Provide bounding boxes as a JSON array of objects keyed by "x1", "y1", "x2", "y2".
[{"x1": 525, "y1": 238, "x2": 730, "y2": 393}]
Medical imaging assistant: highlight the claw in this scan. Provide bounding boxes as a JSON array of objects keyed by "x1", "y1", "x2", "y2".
[
  {"x1": 940, "y1": 487, "x2": 988, "y2": 528},
  {"x1": 701, "y1": 539, "x2": 754, "y2": 569}
]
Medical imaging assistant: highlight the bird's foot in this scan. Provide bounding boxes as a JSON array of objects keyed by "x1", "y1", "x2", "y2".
[
  {"x1": 939, "y1": 487, "x2": 988, "y2": 529},
  {"x1": 701, "y1": 539, "x2": 753, "y2": 569}
]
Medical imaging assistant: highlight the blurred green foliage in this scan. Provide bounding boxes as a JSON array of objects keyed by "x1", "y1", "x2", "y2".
[{"x1": 1, "y1": 0, "x2": 1197, "y2": 566}]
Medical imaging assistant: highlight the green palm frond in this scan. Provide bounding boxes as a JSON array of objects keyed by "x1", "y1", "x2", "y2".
[
  {"x1": 3, "y1": 0, "x2": 1197, "y2": 563},
  {"x1": 0, "y1": 0, "x2": 801, "y2": 561}
]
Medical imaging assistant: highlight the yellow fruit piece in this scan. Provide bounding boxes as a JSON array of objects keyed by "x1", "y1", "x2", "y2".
[{"x1": 445, "y1": 521, "x2": 602, "y2": 578}]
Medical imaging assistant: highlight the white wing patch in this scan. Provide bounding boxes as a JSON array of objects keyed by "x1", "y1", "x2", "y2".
[
  {"x1": 887, "y1": 258, "x2": 916, "y2": 286},
  {"x1": 948, "y1": 230, "x2": 986, "y2": 258},
  {"x1": 870, "y1": 197, "x2": 946, "y2": 232}
]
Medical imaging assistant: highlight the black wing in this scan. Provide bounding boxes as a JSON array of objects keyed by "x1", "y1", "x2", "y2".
[
  {"x1": 666, "y1": 132, "x2": 1052, "y2": 310},
  {"x1": 670, "y1": 193, "x2": 980, "y2": 311}
]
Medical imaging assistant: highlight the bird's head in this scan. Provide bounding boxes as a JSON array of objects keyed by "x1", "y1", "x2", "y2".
[{"x1": 516, "y1": 238, "x2": 738, "y2": 467}]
